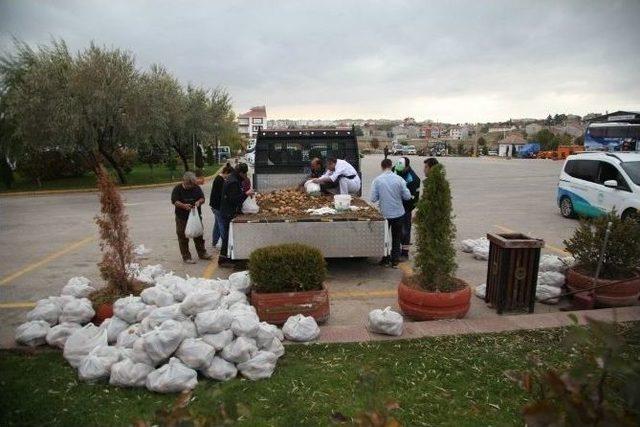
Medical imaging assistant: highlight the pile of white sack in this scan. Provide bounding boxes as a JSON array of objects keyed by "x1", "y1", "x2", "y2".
[
  {"x1": 460, "y1": 237, "x2": 490, "y2": 261},
  {"x1": 15, "y1": 268, "x2": 322, "y2": 393},
  {"x1": 474, "y1": 254, "x2": 576, "y2": 305}
]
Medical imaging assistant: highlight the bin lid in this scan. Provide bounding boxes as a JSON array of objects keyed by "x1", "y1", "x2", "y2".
[{"x1": 487, "y1": 233, "x2": 545, "y2": 249}]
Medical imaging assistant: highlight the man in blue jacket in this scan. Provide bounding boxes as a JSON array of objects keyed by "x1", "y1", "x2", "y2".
[{"x1": 371, "y1": 158, "x2": 412, "y2": 267}]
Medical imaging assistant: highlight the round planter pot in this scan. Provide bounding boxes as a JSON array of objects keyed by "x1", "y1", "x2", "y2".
[
  {"x1": 251, "y1": 285, "x2": 330, "y2": 326},
  {"x1": 92, "y1": 302, "x2": 114, "y2": 326},
  {"x1": 566, "y1": 267, "x2": 640, "y2": 307},
  {"x1": 397, "y1": 277, "x2": 471, "y2": 320}
]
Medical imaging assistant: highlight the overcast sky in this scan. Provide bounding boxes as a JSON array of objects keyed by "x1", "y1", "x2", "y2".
[{"x1": 1, "y1": 0, "x2": 639, "y2": 123}]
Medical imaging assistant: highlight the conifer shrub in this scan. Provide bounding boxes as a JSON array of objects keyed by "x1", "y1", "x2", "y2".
[
  {"x1": 249, "y1": 244, "x2": 327, "y2": 293},
  {"x1": 413, "y1": 163, "x2": 459, "y2": 291}
]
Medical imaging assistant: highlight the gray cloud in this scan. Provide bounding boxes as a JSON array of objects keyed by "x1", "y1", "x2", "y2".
[{"x1": 1, "y1": 0, "x2": 639, "y2": 122}]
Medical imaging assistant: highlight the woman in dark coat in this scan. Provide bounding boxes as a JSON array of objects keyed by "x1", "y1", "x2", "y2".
[
  {"x1": 393, "y1": 157, "x2": 420, "y2": 259},
  {"x1": 218, "y1": 163, "x2": 253, "y2": 266},
  {"x1": 209, "y1": 163, "x2": 234, "y2": 249}
]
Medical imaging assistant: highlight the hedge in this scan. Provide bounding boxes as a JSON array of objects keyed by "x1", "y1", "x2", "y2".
[{"x1": 249, "y1": 244, "x2": 326, "y2": 293}]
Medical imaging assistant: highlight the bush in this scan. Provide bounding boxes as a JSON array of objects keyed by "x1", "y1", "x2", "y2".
[
  {"x1": 564, "y1": 211, "x2": 640, "y2": 280},
  {"x1": 18, "y1": 148, "x2": 89, "y2": 183},
  {"x1": 249, "y1": 244, "x2": 326, "y2": 293},
  {"x1": 414, "y1": 164, "x2": 457, "y2": 291}
]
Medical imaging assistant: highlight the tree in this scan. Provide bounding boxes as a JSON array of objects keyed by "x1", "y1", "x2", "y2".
[
  {"x1": 354, "y1": 125, "x2": 364, "y2": 136},
  {"x1": 415, "y1": 164, "x2": 457, "y2": 290},
  {"x1": 195, "y1": 145, "x2": 204, "y2": 169},
  {"x1": 205, "y1": 145, "x2": 214, "y2": 166},
  {"x1": 456, "y1": 142, "x2": 465, "y2": 155},
  {"x1": 536, "y1": 129, "x2": 559, "y2": 151},
  {"x1": 370, "y1": 138, "x2": 380, "y2": 149},
  {"x1": 574, "y1": 135, "x2": 584, "y2": 146}
]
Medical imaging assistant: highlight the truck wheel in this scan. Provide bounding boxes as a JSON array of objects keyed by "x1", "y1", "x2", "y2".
[
  {"x1": 621, "y1": 208, "x2": 638, "y2": 222},
  {"x1": 560, "y1": 196, "x2": 575, "y2": 218}
]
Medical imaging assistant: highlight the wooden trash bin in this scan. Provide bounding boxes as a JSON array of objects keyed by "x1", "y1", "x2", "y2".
[{"x1": 485, "y1": 233, "x2": 545, "y2": 314}]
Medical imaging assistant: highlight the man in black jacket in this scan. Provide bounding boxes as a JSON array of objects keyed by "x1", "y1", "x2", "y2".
[
  {"x1": 171, "y1": 172, "x2": 212, "y2": 264},
  {"x1": 218, "y1": 163, "x2": 254, "y2": 266},
  {"x1": 209, "y1": 163, "x2": 234, "y2": 249},
  {"x1": 393, "y1": 157, "x2": 420, "y2": 259}
]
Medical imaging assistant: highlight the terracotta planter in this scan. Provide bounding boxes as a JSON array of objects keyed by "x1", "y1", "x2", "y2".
[
  {"x1": 397, "y1": 277, "x2": 471, "y2": 320},
  {"x1": 92, "y1": 302, "x2": 114, "y2": 326},
  {"x1": 566, "y1": 267, "x2": 640, "y2": 307},
  {"x1": 251, "y1": 285, "x2": 330, "y2": 325}
]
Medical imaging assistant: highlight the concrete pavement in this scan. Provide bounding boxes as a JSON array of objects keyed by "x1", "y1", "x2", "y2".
[{"x1": 0, "y1": 156, "x2": 581, "y2": 347}]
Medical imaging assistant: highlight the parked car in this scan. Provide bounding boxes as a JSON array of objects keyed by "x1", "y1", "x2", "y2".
[
  {"x1": 245, "y1": 148, "x2": 255, "y2": 166},
  {"x1": 403, "y1": 145, "x2": 417, "y2": 155},
  {"x1": 391, "y1": 144, "x2": 404, "y2": 155},
  {"x1": 217, "y1": 146, "x2": 231, "y2": 162},
  {"x1": 557, "y1": 152, "x2": 639, "y2": 220}
]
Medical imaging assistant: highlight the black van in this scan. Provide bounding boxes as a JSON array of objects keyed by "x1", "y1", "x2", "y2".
[{"x1": 253, "y1": 127, "x2": 361, "y2": 192}]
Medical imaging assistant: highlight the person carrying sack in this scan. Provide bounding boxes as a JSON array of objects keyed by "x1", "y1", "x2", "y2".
[
  {"x1": 171, "y1": 172, "x2": 212, "y2": 264},
  {"x1": 218, "y1": 163, "x2": 254, "y2": 267},
  {"x1": 393, "y1": 157, "x2": 420, "y2": 260}
]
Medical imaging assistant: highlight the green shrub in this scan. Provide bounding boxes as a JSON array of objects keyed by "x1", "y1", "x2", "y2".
[
  {"x1": 249, "y1": 243, "x2": 326, "y2": 293},
  {"x1": 414, "y1": 163, "x2": 457, "y2": 291},
  {"x1": 564, "y1": 211, "x2": 640, "y2": 280}
]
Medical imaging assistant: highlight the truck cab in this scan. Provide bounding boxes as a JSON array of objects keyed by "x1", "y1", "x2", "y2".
[{"x1": 253, "y1": 128, "x2": 361, "y2": 192}]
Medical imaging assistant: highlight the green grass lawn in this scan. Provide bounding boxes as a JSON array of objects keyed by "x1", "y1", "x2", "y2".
[
  {"x1": 2, "y1": 324, "x2": 638, "y2": 427},
  {"x1": 0, "y1": 164, "x2": 221, "y2": 193}
]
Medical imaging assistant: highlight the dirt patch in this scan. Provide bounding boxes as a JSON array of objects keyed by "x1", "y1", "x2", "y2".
[{"x1": 403, "y1": 273, "x2": 468, "y2": 293}]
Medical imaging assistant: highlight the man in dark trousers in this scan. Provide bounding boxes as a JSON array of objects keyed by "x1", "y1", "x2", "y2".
[
  {"x1": 393, "y1": 157, "x2": 420, "y2": 260},
  {"x1": 209, "y1": 163, "x2": 234, "y2": 249},
  {"x1": 383, "y1": 145, "x2": 389, "y2": 159},
  {"x1": 171, "y1": 171, "x2": 212, "y2": 264},
  {"x1": 218, "y1": 163, "x2": 254, "y2": 267}
]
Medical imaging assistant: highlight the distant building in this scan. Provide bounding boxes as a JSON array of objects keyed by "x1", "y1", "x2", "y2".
[
  {"x1": 449, "y1": 126, "x2": 469, "y2": 140},
  {"x1": 525, "y1": 123, "x2": 544, "y2": 135},
  {"x1": 238, "y1": 106, "x2": 267, "y2": 144},
  {"x1": 552, "y1": 124, "x2": 584, "y2": 137},
  {"x1": 498, "y1": 134, "x2": 527, "y2": 157},
  {"x1": 392, "y1": 125, "x2": 419, "y2": 141},
  {"x1": 586, "y1": 110, "x2": 640, "y2": 124}
]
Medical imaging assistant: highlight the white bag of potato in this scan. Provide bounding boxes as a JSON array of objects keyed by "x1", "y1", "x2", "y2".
[
  {"x1": 228, "y1": 271, "x2": 251, "y2": 294},
  {"x1": 175, "y1": 338, "x2": 215, "y2": 369},
  {"x1": 156, "y1": 274, "x2": 189, "y2": 302},
  {"x1": 113, "y1": 295, "x2": 147, "y2": 324},
  {"x1": 220, "y1": 337, "x2": 258, "y2": 364},
  {"x1": 131, "y1": 337, "x2": 156, "y2": 367},
  {"x1": 367, "y1": 307, "x2": 403, "y2": 336},
  {"x1": 238, "y1": 350, "x2": 278, "y2": 380},
  {"x1": 145, "y1": 304, "x2": 187, "y2": 329},
  {"x1": 26, "y1": 298, "x2": 61, "y2": 325},
  {"x1": 59, "y1": 298, "x2": 95, "y2": 324},
  {"x1": 184, "y1": 209, "x2": 204, "y2": 239},
  {"x1": 140, "y1": 286, "x2": 175, "y2": 307},
  {"x1": 241, "y1": 197, "x2": 260, "y2": 214},
  {"x1": 141, "y1": 319, "x2": 184, "y2": 365},
  {"x1": 180, "y1": 290, "x2": 221, "y2": 316},
  {"x1": 104, "y1": 316, "x2": 130, "y2": 344},
  {"x1": 255, "y1": 322, "x2": 284, "y2": 348},
  {"x1": 63, "y1": 323, "x2": 108, "y2": 368},
  {"x1": 537, "y1": 271, "x2": 565, "y2": 289},
  {"x1": 180, "y1": 320, "x2": 198, "y2": 339},
  {"x1": 195, "y1": 309, "x2": 233, "y2": 335},
  {"x1": 262, "y1": 337, "x2": 285, "y2": 358},
  {"x1": 201, "y1": 330, "x2": 234, "y2": 351},
  {"x1": 46, "y1": 322, "x2": 82, "y2": 348},
  {"x1": 115, "y1": 323, "x2": 143, "y2": 348},
  {"x1": 221, "y1": 290, "x2": 247, "y2": 307},
  {"x1": 304, "y1": 180, "x2": 321, "y2": 195},
  {"x1": 110, "y1": 358, "x2": 154, "y2": 388},
  {"x1": 231, "y1": 312, "x2": 260, "y2": 338},
  {"x1": 146, "y1": 357, "x2": 198, "y2": 393},
  {"x1": 536, "y1": 285, "x2": 562, "y2": 304},
  {"x1": 203, "y1": 356, "x2": 238, "y2": 381},
  {"x1": 15, "y1": 320, "x2": 50, "y2": 347},
  {"x1": 474, "y1": 283, "x2": 487, "y2": 299},
  {"x1": 460, "y1": 239, "x2": 476, "y2": 253},
  {"x1": 61, "y1": 277, "x2": 95, "y2": 298},
  {"x1": 78, "y1": 345, "x2": 122, "y2": 381},
  {"x1": 282, "y1": 314, "x2": 320, "y2": 342}
]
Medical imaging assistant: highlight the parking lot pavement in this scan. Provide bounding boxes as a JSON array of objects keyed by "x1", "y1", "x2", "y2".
[{"x1": 0, "y1": 155, "x2": 576, "y2": 347}]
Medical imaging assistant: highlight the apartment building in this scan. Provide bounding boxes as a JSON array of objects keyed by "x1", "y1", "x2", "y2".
[{"x1": 238, "y1": 106, "x2": 267, "y2": 145}]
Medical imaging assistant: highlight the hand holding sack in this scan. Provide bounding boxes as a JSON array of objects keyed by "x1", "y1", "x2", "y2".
[{"x1": 184, "y1": 208, "x2": 204, "y2": 238}]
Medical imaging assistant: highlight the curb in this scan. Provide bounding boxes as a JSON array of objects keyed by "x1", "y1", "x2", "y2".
[
  {"x1": 0, "y1": 166, "x2": 224, "y2": 198},
  {"x1": 314, "y1": 306, "x2": 640, "y2": 344}
]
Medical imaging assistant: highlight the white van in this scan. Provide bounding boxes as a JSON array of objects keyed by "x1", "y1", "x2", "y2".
[{"x1": 558, "y1": 152, "x2": 640, "y2": 220}]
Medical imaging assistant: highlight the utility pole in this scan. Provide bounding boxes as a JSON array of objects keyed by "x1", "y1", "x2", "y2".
[{"x1": 192, "y1": 134, "x2": 196, "y2": 170}]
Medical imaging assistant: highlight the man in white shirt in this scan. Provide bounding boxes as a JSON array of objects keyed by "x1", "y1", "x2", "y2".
[{"x1": 312, "y1": 156, "x2": 361, "y2": 195}]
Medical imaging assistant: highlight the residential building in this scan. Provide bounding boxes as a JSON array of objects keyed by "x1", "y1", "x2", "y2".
[
  {"x1": 551, "y1": 124, "x2": 584, "y2": 137},
  {"x1": 449, "y1": 126, "x2": 469, "y2": 140},
  {"x1": 498, "y1": 134, "x2": 527, "y2": 157},
  {"x1": 238, "y1": 106, "x2": 267, "y2": 144}
]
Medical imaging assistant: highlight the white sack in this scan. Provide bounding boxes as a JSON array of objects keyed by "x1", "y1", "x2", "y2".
[
  {"x1": 195, "y1": 309, "x2": 233, "y2": 335},
  {"x1": 15, "y1": 320, "x2": 50, "y2": 347},
  {"x1": 262, "y1": 337, "x2": 285, "y2": 358},
  {"x1": 46, "y1": 322, "x2": 82, "y2": 349},
  {"x1": 63, "y1": 323, "x2": 108, "y2": 368},
  {"x1": 61, "y1": 277, "x2": 95, "y2": 298},
  {"x1": 201, "y1": 330, "x2": 234, "y2": 351},
  {"x1": 110, "y1": 358, "x2": 154, "y2": 388},
  {"x1": 133, "y1": 244, "x2": 152, "y2": 258},
  {"x1": 238, "y1": 350, "x2": 278, "y2": 380},
  {"x1": 180, "y1": 320, "x2": 198, "y2": 339},
  {"x1": 184, "y1": 209, "x2": 204, "y2": 239},
  {"x1": 221, "y1": 291, "x2": 247, "y2": 307},
  {"x1": 180, "y1": 290, "x2": 221, "y2": 316},
  {"x1": 105, "y1": 316, "x2": 130, "y2": 344},
  {"x1": 156, "y1": 274, "x2": 189, "y2": 302},
  {"x1": 145, "y1": 304, "x2": 187, "y2": 329},
  {"x1": 146, "y1": 357, "x2": 198, "y2": 393},
  {"x1": 367, "y1": 307, "x2": 403, "y2": 336},
  {"x1": 241, "y1": 197, "x2": 260, "y2": 214},
  {"x1": 141, "y1": 319, "x2": 184, "y2": 364},
  {"x1": 175, "y1": 338, "x2": 215, "y2": 369},
  {"x1": 116, "y1": 323, "x2": 143, "y2": 348},
  {"x1": 131, "y1": 337, "x2": 156, "y2": 366},
  {"x1": 228, "y1": 271, "x2": 252, "y2": 294},
  {"x1": 220, "y1": 337, "x2": 258, "y2": 363},
  {"x1": 78, "y1": 345, "x2": 122, "y2": 381},
  {"x1": 203, "y1": 356, "x2": 237, "y2": 381},
  {"x1": 460, "y1": 239, "x2": 476, "y2": 253},
  {"x1": 231, "y1": 312, "x2": 260, "y2": 338},
  {"x1": 50, "y1": 295, "x2": 76, "y2": 311},
  {"x1": 229, "y1": 302, "x2": 257, "y2": 315},
  {"x1": 539, "y1": 255, "x2": 565, "y2": 273},
  {"x1": 474, "y1": 283, "x2": 487, "y2": 299},
  {"x1": 537, "y1": 271, "x2": 565, "y2": 289},
  {"x1": 135, "y1": 304, "x2": 157, "y2": 322},
  {"x1": 255, "y1": 322, "x2": 284, "y2": 348},
  {"x1": 59, "y1": 298, "x2": 95, "y2": 324},
  {"x1": 472, "y1": 245, "x2": 489, "y2": 261},
  {"x1": 304, "y1": 180, "x2": 321, "y2": 195},
  {"x1": 27, "y1": 298, "x2": 61, "y2": 325},
  {"x1": 140, "y1": 286, "x2": 175, "y2": 307},
  {"x1": 536, "y1": 285, "x2": 562, "y2": 304},
  {"x1": 282, "y1": 314, "x2": 320, "y2": 342},
  {"x1": 113, "y1": 295, "x2": 147, "y2": 324}
]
